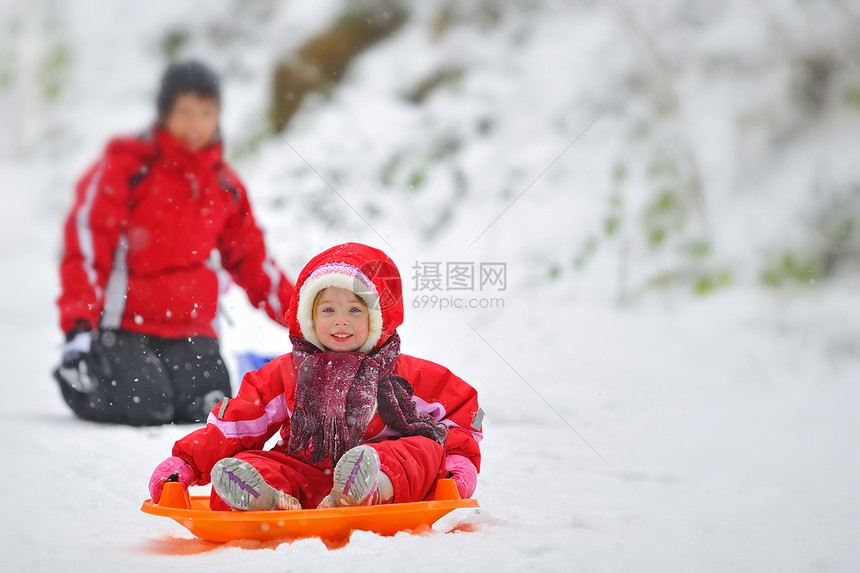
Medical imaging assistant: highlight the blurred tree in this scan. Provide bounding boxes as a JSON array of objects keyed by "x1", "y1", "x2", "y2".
[{"x1": 270, "y1": 0, "x2": 407, "y2": 132}]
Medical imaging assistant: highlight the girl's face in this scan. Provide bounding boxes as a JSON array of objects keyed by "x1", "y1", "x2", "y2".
[
  {"x1": 313, "y1": 287, "x2": 370, "y2": 352},
  {"x1": 164, "y1": 93, "x2": 219, "y2": 152}
]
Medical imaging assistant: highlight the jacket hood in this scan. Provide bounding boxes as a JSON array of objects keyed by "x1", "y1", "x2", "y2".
[
  {"x1": 286, "y1": 243, "x2": 403, "y2": 353},
  {"x1": 153, "y1": 127, "x2": 223, "y2": 172},
  {"x1": 104, "y1": 127, "x2": 223, "y2": 175}
]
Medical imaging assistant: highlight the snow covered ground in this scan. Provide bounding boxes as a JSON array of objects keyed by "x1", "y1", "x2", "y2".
[{"x1": 1, "y1": 1, "x2": 859, "y2": 571}]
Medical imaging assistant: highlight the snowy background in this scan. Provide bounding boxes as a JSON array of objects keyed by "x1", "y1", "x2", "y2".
[{"x1": 1, "y1": 1, "x2": 859, "y2": 571}]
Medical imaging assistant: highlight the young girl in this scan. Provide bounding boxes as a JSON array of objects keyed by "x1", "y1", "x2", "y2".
[{"x1": 149, "y1": 243, "x2": 483, "y2": 509}]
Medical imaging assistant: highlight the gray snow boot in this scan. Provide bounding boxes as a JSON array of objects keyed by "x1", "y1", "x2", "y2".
[
  {"x1": 211, "y1": 458, "x2": 300, "y2": 511},
  {"x1": 318, "y1": 445, "x2": 383, "y2": 508}
]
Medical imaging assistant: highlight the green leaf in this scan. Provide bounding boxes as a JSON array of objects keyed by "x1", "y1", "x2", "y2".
[
  {"x1": 604, "y1": 216, "x2": 620, "y2": 237},
  {"x1": 655, "y1": 190, "x2": 676, "y2": 213},
  {"x1": 407, "y1": 169, "x2": 425, "y2": 191},
  {"x1": 648, "y1": 228, "x2": 666, "y2": 246},
  {"x1": 689, "y1": 239, "x2": 711, "y2": 258},
  {"x1": 848, "y1": 86, "x2": 860, "y2": 110}
]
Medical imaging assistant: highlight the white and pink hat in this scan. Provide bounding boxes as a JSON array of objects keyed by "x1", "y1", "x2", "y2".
[
  {"x1": 286, "y1": 243, "x2": 405, "y2": 353},
  {"x1": 295, "y1": 263, "x2": 382, "y2": 353}
]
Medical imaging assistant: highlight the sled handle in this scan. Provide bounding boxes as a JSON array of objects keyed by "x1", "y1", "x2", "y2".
[
  {"x1": 433, "y1": 478, "x2": 461, "y2": 501},
  {"x1": 159, "y1": 478, "x2": 192, "y2": 509}
]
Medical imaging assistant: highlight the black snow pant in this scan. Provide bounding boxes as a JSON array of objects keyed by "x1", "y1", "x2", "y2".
[{"x1": 56, "y1": 329, "x2": 231, "y2": 426}]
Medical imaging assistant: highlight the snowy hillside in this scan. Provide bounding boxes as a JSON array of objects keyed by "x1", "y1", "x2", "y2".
[{"x1": 1, "y1": 1, "x2": 858, "y2": 571}]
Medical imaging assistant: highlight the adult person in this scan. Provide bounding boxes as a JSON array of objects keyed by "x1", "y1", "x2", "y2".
[{"x1": 54, "y1": 60, "x2": 294, "y2": 426}]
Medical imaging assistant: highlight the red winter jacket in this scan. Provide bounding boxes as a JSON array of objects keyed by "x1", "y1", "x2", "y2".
[
  {"x1": 57, "y1": 127, "x2": 294, "y2": 339},
  {"x1": 172, "y1": 351, "x2": 484, "y2": 484},
  {"x1": 172, "y1": 242, "x2": 483, "y2": 483}
]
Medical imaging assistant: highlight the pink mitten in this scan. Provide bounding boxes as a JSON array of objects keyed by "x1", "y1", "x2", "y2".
[
  {"x1": 149, "y1": 456, "x2": 195, "y2": 503},
  {"x1": 445, "y1": 454, "x2": 478, "y2": 499}
]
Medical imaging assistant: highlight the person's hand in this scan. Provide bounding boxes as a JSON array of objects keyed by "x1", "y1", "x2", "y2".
[
  {"x1": 55, "y1": 329, "x2": 98, "y2": 393},
  {"x1": 444, "y1": 454, "x2": 478, "y2": 499},
  {"x1": 149, "y1": 456, "x2": 195, "y2": 503}
]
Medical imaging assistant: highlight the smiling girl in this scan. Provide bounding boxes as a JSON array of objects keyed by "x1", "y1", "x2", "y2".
[{"x1": 149, "y1": 243, "x2": 484, "y2": 511}]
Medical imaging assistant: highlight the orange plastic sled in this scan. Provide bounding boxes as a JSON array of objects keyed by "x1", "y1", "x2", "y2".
[{"x1": 141, "y1": 478, "x2": 479, "y2": 543}]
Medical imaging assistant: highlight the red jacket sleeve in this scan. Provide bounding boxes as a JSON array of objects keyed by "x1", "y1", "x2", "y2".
[
  {"x1": 395, "y1": 355, "x2": 484, "y2": 472},
  {"x1": 172, "y1": 354, "x2": 296, "y2": 484},
  {"x1": 57, "y1": 147, "x2": 141, "y2": 334},
  {"x1": 216, "y1": 167, "x2": 294, "y2": 328}
]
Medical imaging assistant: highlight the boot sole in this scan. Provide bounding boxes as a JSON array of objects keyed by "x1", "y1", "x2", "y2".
[
  {"x1": 211, "y1": 458, "x2": 298, "y2": 511},
  {"x1": 330, "y1": 446, "x2": 380, "y2": 506}
]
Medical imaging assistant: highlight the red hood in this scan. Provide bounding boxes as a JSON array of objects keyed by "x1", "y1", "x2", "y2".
[
  {"x1": 153, "y1": 127, "x2": 223, "y2": 172},
  {"x1": 103, "y1": 127, "x2": 223, "y2": 174},
  {"x1": 286, "y1": 243, "x2": 404, "y2": 352}
]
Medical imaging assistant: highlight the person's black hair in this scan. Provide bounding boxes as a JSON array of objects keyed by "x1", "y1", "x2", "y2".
[{"x1": 157, "y1": 60, "x2": 220, "y2": 118}]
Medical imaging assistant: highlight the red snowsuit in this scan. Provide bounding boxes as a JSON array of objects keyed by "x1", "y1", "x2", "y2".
[
  {"x1": 57, "y1": 127, "x2": 293, "y2": 338},
  {"x1": 171, "y1": 243, "x2": 483, "y2": 508}
]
